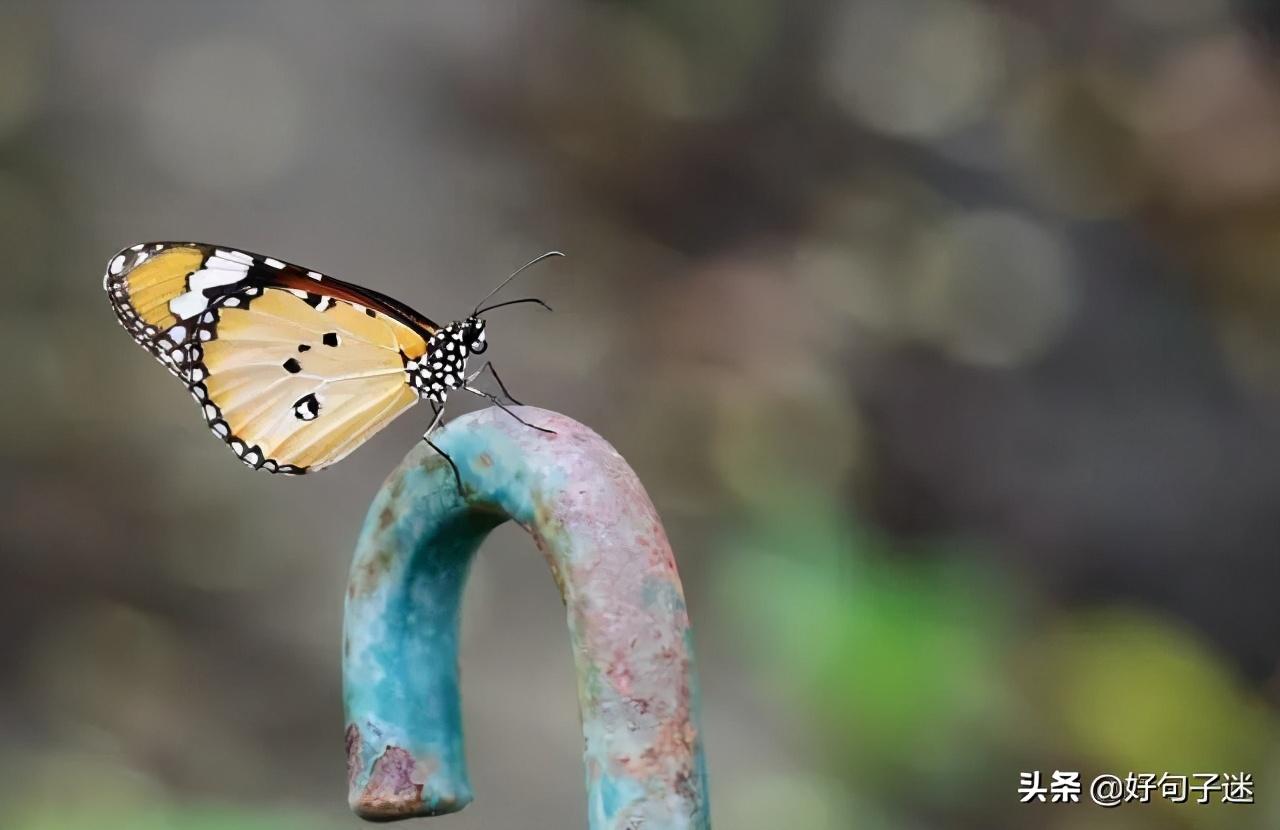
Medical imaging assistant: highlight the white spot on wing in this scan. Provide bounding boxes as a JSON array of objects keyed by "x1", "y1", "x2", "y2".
[
  {"x1": 109, "y1": 254, "x2": 126, "y2": 275},
  {"x1": 169, "y1": 291, "x2": 208, "y2": 320},
  {"x1": 264, "y1": 258, "x2": 285, "y2": 269},
  {"x1": 215, "y1": 249, "x2": 253, "y2": 265},
  {"x1": 190, "y1": 267, "x2": 245, "y2": 292}
]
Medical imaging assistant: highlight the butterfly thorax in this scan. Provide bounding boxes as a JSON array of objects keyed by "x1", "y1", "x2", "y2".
[{"x1": 405, "y1": 317, "x2": 487, "y2": 403}]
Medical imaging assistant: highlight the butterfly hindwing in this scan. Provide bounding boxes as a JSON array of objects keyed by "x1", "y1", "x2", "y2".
[
  {"x1": 105, "y1": 242, "x2": 438, "y2": 474},
  {"x1": 199, "y1": 288, "x2": 422, "y2": 472}
]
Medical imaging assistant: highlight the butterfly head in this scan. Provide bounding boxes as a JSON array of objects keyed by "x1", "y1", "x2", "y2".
[
  {"x1": 463, "y1": 315, "x2": 488, "y2": 354},
  {"x1": 407, "y1": 251, "x2": 560, "y2": 403}
]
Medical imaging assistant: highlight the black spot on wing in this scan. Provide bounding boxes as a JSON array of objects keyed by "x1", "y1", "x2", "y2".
[
  {"x1": 283, "y1": 357, "x2": 302, "y2": 374},
  {"x1": 323, "y1": 332, "x2": 340, "y2": 347},
  {"x1": 293, "y1": 393, "x2": 321, "y2": 421}
]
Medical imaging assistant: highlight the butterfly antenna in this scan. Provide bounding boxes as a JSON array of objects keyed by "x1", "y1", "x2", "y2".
[
  {"x1": 471, "y1": 251, "x2": 563, "y2": 316},
  {"x1": 474, "y1": 297, "x2": 552, "y2": 316}
]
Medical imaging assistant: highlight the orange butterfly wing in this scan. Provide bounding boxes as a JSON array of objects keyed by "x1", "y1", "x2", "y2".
[{"x1": 105, "y1": 242, "x2": 437, "y2": 473}]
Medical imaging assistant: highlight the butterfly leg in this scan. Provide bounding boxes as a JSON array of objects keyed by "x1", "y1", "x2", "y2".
[
  {"x1": 464, "y1": 386, "x2": 556, "y2": 434},
  {"x1": 421, "y1": 401, "x2": 464, "y2": 493},
  {"x1": 464, "y1": 361, "x2": 524, "y2": 405}
]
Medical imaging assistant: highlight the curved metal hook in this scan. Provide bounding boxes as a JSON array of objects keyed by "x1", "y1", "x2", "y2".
[{"x1": 343, "y1": 407, "x2": 709, "y2": 829}]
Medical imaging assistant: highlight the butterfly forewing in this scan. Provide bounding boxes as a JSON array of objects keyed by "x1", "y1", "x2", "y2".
[{"x1": 105, "y1": 242, "x2": 437, "y2": 474}]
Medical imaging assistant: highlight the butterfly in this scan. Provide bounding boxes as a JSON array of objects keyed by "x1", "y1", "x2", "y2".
[{"x1": 104, "y1": 241, "x2": 558, "y2": 480}]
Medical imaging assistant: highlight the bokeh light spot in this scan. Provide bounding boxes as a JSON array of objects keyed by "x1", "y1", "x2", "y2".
[
  {"x1": 825, "y1": 0, "x2": 1005, "y2": 140},
  {"x1": 910, "y1": 210, "x2": 1076, "y2": 368}
]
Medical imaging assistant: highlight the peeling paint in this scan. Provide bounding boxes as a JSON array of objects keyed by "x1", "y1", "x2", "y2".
[
  {"x1": 345, "y1": 724, "x2": 362, "y2": 792},
  {"x1": 353, "y1": 745, "x2": 446, "y2": 820}
]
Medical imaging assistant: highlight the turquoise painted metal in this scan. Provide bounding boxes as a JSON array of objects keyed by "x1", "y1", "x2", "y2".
[{"x1": 343, "y1": 407, "x2": 709, "y2": 829}]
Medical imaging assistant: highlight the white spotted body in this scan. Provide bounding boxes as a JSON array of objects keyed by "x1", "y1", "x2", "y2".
[{"x1": 406, "y1": 319, "x2": 487, "y2": 404}]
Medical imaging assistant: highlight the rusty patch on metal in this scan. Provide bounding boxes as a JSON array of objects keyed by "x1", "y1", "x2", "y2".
[
  {"x1": 527, "y1": 491, "x2": 575, "y2": 599},
  {"x1": 345, "y1": 724, "x2": 363, "y2": 792},
  {"x1": 674, "y1": 768, "x2": 698, "y2": 805},
  {"x1": 378, "y1": 505, "x2": 396, "y2": 531},
  {"x1": 353, "y1": 744, "x2": 448, "y2": 820},
  {"x1": 350, "y1": 543, "x2": 397, "y2": 598},
  {"x1": 475, "y1": 452, "x2": 493, "y2": 468}
]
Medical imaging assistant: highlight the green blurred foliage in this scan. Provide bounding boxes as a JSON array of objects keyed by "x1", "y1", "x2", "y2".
[
  {"x1": 1036, "y1": 610, "x2": 1274, "y2": 777},
  {"x1": 722, "y1": 512, "x2": 1010, "y2": 778}
]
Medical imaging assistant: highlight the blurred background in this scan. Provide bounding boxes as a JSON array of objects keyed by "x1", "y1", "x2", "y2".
[{"x1": 2, "y1": 1, "x2": 1280, "y2": 828}]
